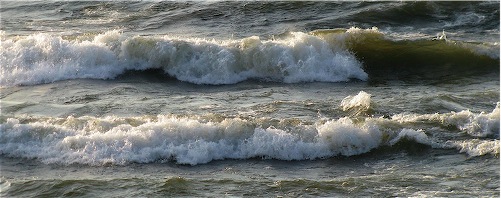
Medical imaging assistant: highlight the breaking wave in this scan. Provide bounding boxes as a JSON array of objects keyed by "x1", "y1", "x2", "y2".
[
  {"x1": 1, "y1": 27, "x2": 498, "y2": 87},
  {"x1": 1, "y1": 96, "x2": 498, "y2": 165}
]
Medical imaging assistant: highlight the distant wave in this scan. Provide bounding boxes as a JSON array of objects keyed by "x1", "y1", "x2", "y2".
[
  {"x1": 1, "y1": 28, "x2": 498, "y2": 86},
  {"x1": 0, "y1": 91, "x2": 498, "y2": 166}
]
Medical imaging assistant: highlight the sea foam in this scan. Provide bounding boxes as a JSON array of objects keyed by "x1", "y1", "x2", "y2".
[
  {"x1": 0, "y1": 115, "x2": 382, "y2": 165},
  {"x1": 0, "y1": 31, "x2": 368, "y2": 86},
  {"x1": 1, "y1": 101, "x2": 499, "y2": 165},
  {"x1": 340, "y1": 91, "x2": 372, "y2": 116},
  {"x1": 392, "y1": 102, "x2": 500, "y2": 138}
]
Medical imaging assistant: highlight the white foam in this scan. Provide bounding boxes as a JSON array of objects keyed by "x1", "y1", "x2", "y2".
[
  {"x1": 0, "y1": 33, "x2": 123, "y2": 86},
  {"x1": 447, "y1": 139, "x2": 499, "y2": 157},
  {"x1": 317, "y1": 117, "x2": 381, "y2": 156},
  {"x1": 388, "y1": 129, "x2": 432, "y2": 146},
  {"x1": 340, "y1": 91, "x2": 372, "y2": 116},
  {"x1": 1, "y1": 31, "x2": 368, "y2": 86},
  {"x1": 392, "y1": 102, "x2": 500, "y2": 138},
  {"x1": 0, "y1": 115, "x2": 384, "y2": 165},
  {"x1": 1, "y1": 100, "x2": 498, "y2": 165}
]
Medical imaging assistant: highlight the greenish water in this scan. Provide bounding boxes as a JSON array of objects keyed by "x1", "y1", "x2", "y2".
[{"x1": 1, "y1": 1, "x2": 499, "y2": 197}]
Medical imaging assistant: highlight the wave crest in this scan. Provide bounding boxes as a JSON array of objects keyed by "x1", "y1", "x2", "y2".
[
  {"x1": 1, "y1": 30, "x2": 368, "y2": 86},
  {"x1": 1, "y1": 100, "x2": 498, "y2": 165}
]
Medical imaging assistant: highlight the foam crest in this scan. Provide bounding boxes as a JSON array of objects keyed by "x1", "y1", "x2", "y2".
[
  {"x1": 0, "y1": 115, "x2": 386, "y2": 165},
  {"x1": 447, "y1": 139, "x2": 500, "y2": 157},
  {"x1": 389, "y1": 129, "x2": 432, "y2": 146},
  {"x1": 2, "y1": 108, "x2": 499, "y2": 165},
  {"x1": 317, "y1": 117, "x2": 381, "y2": 155},
  {"x1": 1, "y1": 31, "x2": 368, "y2": 86},
  {"x1": 1, "y1": 98, "x2": 498, "y2": 165},
  {"x1": 340, "y1": 91, "x2": 372, "y2": 116},
  {"x1": 0, "y1": 33, "x2": 123, "y2": 86},
  {"x1": 392, "y1": 102, "x2": 500, "y2": 138}
]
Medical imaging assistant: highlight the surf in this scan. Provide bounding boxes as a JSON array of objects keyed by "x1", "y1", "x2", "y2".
[
  {"x1": 0, "y1": 92, "x2": 498, "y2": 166},
  {"x1": 1, "y1": 28, "x2": 498, "y2": 87},
  {"x1": 0, "y1": 30, "x2": 367, "y2": 86}
]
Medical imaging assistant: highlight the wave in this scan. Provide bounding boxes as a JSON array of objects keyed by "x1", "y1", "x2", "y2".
[
  {"x1": 1, "y1": 28, "x2": 498, "y2": 86},
  {"x1": 340, "y1": 90, "x2": 373, "y2": 116},
  {"x1": 0, "y1": 30, "x2": 366, "y2": 86},
  {"x1": 1, "y1": 94, "x2": 498, "y2": 165},
  {"x1": 312, "y1": 28, "x2": 500, "y2": 80}
]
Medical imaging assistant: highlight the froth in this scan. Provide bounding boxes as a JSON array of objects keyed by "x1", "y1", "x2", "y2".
[
  {"x1": 447, "y1": 139, "x2": 500, "y2": 157},
  {"x1": 1, "y1": 97, "x2": 498, "y2": 165},
  {"x1": 1, "y1": 31, "x2": 368, "y2": 86},
  {"x1": 1, "y1": 33, "x2": 123, "y2": 86},
  {"x1": 317, "y1": 117, "x2": 381, "y2": 155},
  {"x1": 0, "y1": 115, "x2": 387, "y2": 165},
  {"x1": 392, "y1": 102, "x2": 500, "y2": 138},
  {"x1": 340, "y1": 91, "x2": 372, "y2": 116}
]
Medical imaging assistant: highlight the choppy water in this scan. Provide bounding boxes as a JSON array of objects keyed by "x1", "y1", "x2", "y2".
[{"x1": 1, "y1": 1, "x2": 499, "y2": 197}]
